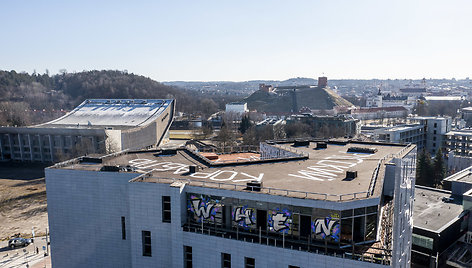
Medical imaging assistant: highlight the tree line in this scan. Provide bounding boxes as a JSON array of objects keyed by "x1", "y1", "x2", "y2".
[
  {"x1": 0, "y1": 70, "x2": 236, "y2": 126},
  {"x1": 416, "y1": 148, "x2": 446, "y2": 188}
]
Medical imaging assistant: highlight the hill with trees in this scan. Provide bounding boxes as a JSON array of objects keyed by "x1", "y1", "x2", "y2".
[{"x1": 0, "y1": 70, "x2": 231, "y2": 126}]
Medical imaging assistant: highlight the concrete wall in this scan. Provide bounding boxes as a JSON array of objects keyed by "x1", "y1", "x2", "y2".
[
  {"x1": 46, "y1": 168, "x2": 136, "y2": 268},
  {"x1": 391, "y1": 147, "x2": 417, "y2": 268},
  {"x1": 128, "y1": 181, "x2": 384, "y2": 268},
  {"x1": 121, "y1": 99, "x2": 174, "y2": 150}
]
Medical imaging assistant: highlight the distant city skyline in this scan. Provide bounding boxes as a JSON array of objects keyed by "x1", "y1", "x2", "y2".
[{"x1": 1, "y1": 0, "x2": 471, "y2": 82}]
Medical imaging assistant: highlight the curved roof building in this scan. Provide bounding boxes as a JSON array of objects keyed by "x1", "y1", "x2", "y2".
[{"x1": 0, "y1": 99, "x2": 175, "y2": 162}]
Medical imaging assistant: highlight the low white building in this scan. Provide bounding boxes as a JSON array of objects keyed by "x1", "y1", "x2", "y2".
[
  {"x1": 0, "y1": 99, "x2": 175, "y2": 162},
  {"x1": 225, "y1": 102, "x2": 248, "y2": 115}
]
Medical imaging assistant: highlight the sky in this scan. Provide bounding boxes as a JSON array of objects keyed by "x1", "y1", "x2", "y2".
[{"x1": 1, "y1": 0, "x2": 471, "y2": 81}]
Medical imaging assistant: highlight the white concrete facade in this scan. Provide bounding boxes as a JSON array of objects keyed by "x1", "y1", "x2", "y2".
[
  {"x1": 45, "y1": 146, "x2": 416, "y2": 268},
  {"x1": 0, "y1": 99, "x2": 175, "y2": 162},
  {"x1": 225, "y1": 102, "x2": 248, "y2": 114}
]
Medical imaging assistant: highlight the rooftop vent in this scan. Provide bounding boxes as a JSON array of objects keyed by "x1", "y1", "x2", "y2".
[
  {"x1": 293, "y1": 140, "x2": 310, "y2": 147},
  {"x1": 316, "y1": 142, "x2": 327, "y2": 149},
  {"x1": 160, "y1": 149, "x2": 177, "y2": 155},
  {"x1": 347, "y1": 147, "x2": 378, "y2": 154},
  {"x1": 101, "y1": 165, "x2": 121, "y2": 172},
  {"x1": 345, "y1": 170, "x2": 358, "y2": 180},
  {"x1": 189, "y1": 165, "x2": 198, "y2": 174},
  {"x1": 246, "y1": 181, "x2": 263, "y2": 192}
]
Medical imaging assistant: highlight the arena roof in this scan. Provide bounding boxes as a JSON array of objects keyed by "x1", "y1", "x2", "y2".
[
  {"x1": 54, "y1": 140, "x2": 415, "y2": 201},
  {"x1": 36, "y1": 99, "x2": 173, "y2": 129}
]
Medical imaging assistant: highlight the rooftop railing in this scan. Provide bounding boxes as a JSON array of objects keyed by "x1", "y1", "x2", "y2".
[{"x1": 134, "y1": 176, "x2": 371, "y2": 201}]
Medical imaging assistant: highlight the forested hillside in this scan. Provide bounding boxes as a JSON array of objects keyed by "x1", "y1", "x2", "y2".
[{"x1": 0, "y1": 70, "x2": 231, "y2": 126}]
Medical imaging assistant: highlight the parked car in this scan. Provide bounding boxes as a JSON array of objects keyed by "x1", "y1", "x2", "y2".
[{"x1": 8, "y1": 237, "x2": 32, "y2": 249}]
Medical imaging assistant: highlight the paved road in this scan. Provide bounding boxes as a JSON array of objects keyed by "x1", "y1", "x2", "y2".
[{"x1": 0, "y1": 236, "x2": 50, "y2": 268}]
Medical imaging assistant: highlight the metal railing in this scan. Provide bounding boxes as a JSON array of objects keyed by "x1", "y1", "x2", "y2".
[
  {"x1": 182, "y1": 223, "x2": 391, "y2": 265},
  {"x1": 136, "y1": 176, "x2": 370, "y2": 201}
]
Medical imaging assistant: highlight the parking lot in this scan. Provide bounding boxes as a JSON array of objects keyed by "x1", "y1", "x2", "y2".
[{"x1": 0, "y1": 236, "x2": 50, "y2": 268}]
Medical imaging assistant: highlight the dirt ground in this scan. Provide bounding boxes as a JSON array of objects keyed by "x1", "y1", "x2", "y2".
[{"x1": 0, "y1": 163, "x2": 50, "y2": 241}]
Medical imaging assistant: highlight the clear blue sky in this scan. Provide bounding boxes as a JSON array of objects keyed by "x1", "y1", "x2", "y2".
[{"x1": 1, "y1": 0, "x2": 471, "y2": 81}]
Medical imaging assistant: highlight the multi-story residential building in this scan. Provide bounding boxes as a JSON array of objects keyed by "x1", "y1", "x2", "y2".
[
  {"x1": 46, "y1": 139, "x2": 416, "y2": 267},
  {"x1": 373, "y1": 125, "x2": 426, "y2": 151},
  {"x1": 460, "y1": 107, "x2": 472, "y2": 128},
  {"x1": 445, "y1": 129, "x2": 472, "y2": 156},
  {"x1": 412, "y1": 116, "x2": 451, "y2": 155},
  {"x1": 0, "y1": 99, "x2": 174, "y2": 162}
]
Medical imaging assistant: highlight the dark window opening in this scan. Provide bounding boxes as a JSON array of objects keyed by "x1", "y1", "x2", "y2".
[
  {"x1": 221, "y1": 252, "x2": 231, "y2": 268},
  {"x1": 184, "y1": 246, "x2": 192, "y2": 268},
  {"x1": 142, "y1": 230, "x2": 151, "y2": 257},
  {"x1": 300, "y1": 215, "x2": 311, "y2": 238},
  {"x1": 289, "y1": 266, "x2": 300, "y2": 268},
  {"x1": 353, "y1": 216, "x2": 365, "y2": 243},
  {"x1": 245, "y1": 257, "x2": 255, "y2": 268},
  {"x1": 162, "y1": 196, "x2": 171, "y2": 223},
  {"x1": 121, "y1": 217, "x2": 126, "y2": 240},
  {"x1": 256, "y1": 210, "x2": 267, "y2": 231}
]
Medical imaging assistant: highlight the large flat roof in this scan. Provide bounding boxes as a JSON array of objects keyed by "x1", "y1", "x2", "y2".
[
  {"x1": 413, "y1": 186, "x2": 463, "y2": 233},
  {"x1": 53, "y1": 140, "x2": 414, "y2": 201},
  {"x1": 36, "y1": 99, "x2": 173, "y2": 129}
]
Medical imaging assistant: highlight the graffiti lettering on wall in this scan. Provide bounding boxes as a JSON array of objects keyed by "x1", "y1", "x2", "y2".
[
  {"x1": 313, "y1": 217, "x2": 340, "y2": 242},
  {"x1": 129, "y1": 158, "x2": 264, "y2": 183},
  {"x1": 288, "y1": 154, "x2": 370, "y2": 181},
  {"x1": 232, "y1": 206, "x2": 255, "y2": 227},
  {"x1": 269, "y1": 208, "x2": 291, "y2": 233},
  {"x1": 188, "y1": 194, "x2": 220, "y2": 223}
]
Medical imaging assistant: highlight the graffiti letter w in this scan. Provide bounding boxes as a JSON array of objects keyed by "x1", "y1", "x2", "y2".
[{"x1": 191, "y1": 199, "x2": 215, "y2": 219}]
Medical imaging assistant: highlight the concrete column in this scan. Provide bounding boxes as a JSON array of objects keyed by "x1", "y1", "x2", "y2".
[
  {"x1": 8, "y1": 134, "x2": 12, "y2": 160},
  {"x1": 28, "y1": 134, "x2": 33, "y2": 161},
  {"x1": 18, "y1": 133, "x2": 24, "y2": 161},
  {"x1": 38, "y1": 135, "x2": 44, "y2": 162},
  {"x1": 48, "y1": 135, "x2": 53, "y2": 162}
]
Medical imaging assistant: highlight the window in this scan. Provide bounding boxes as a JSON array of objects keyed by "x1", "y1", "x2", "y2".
[
  {"x1": 434, "y1": 123, "x2": 437, "y2": 128},
  {"x1": 162, "y1": 196, "x2": 171, "y2": 222},
  {"x1": 433, "y1": 137, "x2": 436, "y2": 141},
  {"x1": 142, "y1": 231, "x2": 151, "y2": 257},
  {"x1": 245, "y1": 257, "x2": 255, "y2": 268},
  {"x1": 433, "y1": 143, "x2": 436, "y2": 148},
  {"x1": 221, "y1": 253, "x2": 231, "y2": 268},
  {"x1": 184, "y1": 246, "x2": 192, "y2": 268},
  {"x1": 121, "y1": 217, "x2": 126, "y2": 240},
  {"x1": 434, "y1": 130, "x2": 437, "y2": 134},
  {"x1": 289, "y1": 266, "x2": 300, "y2": 268}
]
